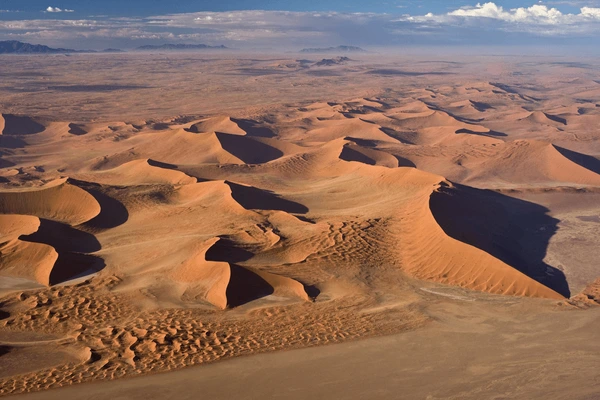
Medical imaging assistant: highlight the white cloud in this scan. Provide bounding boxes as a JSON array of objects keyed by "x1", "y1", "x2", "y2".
[
  {"x1": 45, "y1": 6, "x2": 74, "y2": 13},
  {"x1": 0, "y1": 5, "x2": 599, "y2": 49},
  {"x1": 581, "y1": 6, "x2": 600, "y2": 17},
  {"x1": 400, "y1": 2, "x2": 600, "y2": 35},
  {"x1": 444, "y1": 2, "x2": 597, "y2": 24}
]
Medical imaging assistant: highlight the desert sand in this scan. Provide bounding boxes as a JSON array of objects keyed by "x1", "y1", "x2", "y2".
[{"x1": 0, "y1": 53, "x2": 599, "y2": 398}]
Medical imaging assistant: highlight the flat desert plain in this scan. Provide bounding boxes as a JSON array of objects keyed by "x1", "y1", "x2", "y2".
[{"x1": 0, "y1": 53, "x2": 599, "y2": 399}]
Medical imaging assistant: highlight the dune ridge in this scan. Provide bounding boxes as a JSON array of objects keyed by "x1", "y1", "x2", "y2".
[{"x1": 0, "y1": 179, "x2": 100, "y2": 225}]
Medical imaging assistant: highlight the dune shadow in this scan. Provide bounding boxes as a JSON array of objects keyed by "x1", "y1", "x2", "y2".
[
  {"x1": 0, "y1": 136, "x2": 26, "y2": 149},
  {"x1": 205, "y1": 237, "x2": 254, "y2": 263},
  {"x1": 1, "y1": 114, "x2": 45, "y2": 135},
  {"x1": 455, "y1": 128, "x2": 507, "y2": 137},
  {"x1": 68, "y1": 179, "x2": 129, "y2": 230},
  {"x1": 21, "y1": 219, "x2": 101, "y2": 253},
  {"x1": 232, "y1": 68, "x2": 289, "y2": 76},
  {"x1": 226, "y1": 181, "x2": 308, "y2": 214},
  {"x1": 553, "y1": 145, "x2": 600, "y2": 175},
  {"x1": 424, "y1": 104, "x2": 484, "y2": 124},
  {"x1": 215, "y1": 133, "x2": 283, "y2": 164},
  {"x1": 430, "y1": 183, "x2": 570, "y2": 297},
  {"x1": 226, "y1": 265, "x2": 274, "y2": 308},
  {"x1": 294, "y1": 215, "x2": 317, "y2": 224},
  {"x1": 152, "y1": 123, "x2": 171, "y2": 130},
  {"x1": 543, "y1": 113, "x2": 567, "y2": 125},
  {"x1": 394, "y1": 155, "x2": 416, "y2": 168},
  {"x1": 367, "y1": 69, "x2": 452, "y2": 76},
  {"x1": 49, "y1": 253, "x2": 105, "y2": 286},
  {"x1": 303, "y1": 284, "x2": 320, "y2": 299},
  {"x1": 470, "y1": 101, "x2": 494, "y2": 112},
  {"x1": 306, "y1": 70, "x2": 342, "y2": 77},
  {"x1": 0, "y1": 345, "x2": 11, "y2": 357},
  {"x1": 48, "y1": 84, "x2": 151, "y2": 92},
  {"x1": 378, "y1": 127, "x2": 416, "y2": 145},
  {"x1": 339, "y1": 146, "x2": 377, "y2": 165},
  {"x1": 344, "y1": 137, "x2": 377, "y2": 147},
  {"x1": 0, "y1": 156, "x2": 15, "y2": 168},
  {"x1": 488, "y1": 82, "x2": 542, "y2": 102},
  {"x1": 68, "y1": 123, "x2": 87, "y2": 136},
  {"x1": 231, "y1": 118, "x2": 276, "y2": 138},
  {"x1": 147, "y1": 159, "x2": 179, "y2": 170},
  {"x1": 18, "y1": 216, "x2": 105, "y2": 285}
]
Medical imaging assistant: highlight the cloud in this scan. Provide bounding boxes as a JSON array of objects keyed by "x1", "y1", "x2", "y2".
[
  {"x1": 0, "y1": 5, "x2": 599, "y2": 50},
  {"x1": 400, "y1": 2, "x2": 600, "y2": 35},
  {"x1": 45, "y1": 6, "x2": 74, "y2": 13},
  {"x1": 581, "y1": 6, "x2": 600, "y2": 16},
  {"x1": 445, "y1": 2, "x2": 600, "y2": 24}
]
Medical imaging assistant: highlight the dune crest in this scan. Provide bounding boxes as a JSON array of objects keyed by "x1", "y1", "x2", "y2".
[
  {"x1": 187, "y1": 115, "x2": 247, "y2": 135},
  {"x1": 0, "y1": 179, "x2": 101, "y2": 225},
  {"x1": 77, "y1": 159, "x2": 196, "y2": 186}
]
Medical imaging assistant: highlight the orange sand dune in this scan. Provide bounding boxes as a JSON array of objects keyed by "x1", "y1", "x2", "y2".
[
  {"x1": 303, "y1": 118, "x2": 400, "y2": 143},
  {"x1": 464, "y1": 140, "x2": 600, "y2": 187},
  {"x1": 0, "y1": 214, "x2": 58, "y2": 286},
  {"x1": 187, "y1": 115, "x2": 246, "y2": 135},
  {"x1": 0, "y1": 239, "x2": 58, "y2": 286},
  {"x1": 0, "y1": 179, "x2": 100, "y2": 225},
  {"x1": 0, "y1": 214, "x2": 40, "y2": 242},
  {"x1": 76, "y1": 159, "x2": 197, "y2": 186},
  {"x1": 398, "y1": 184, "x2": 562, "y2": 298},
  {"x1": 339, "y1": 142, "x2": 399, "y2": 168},
  {"x1": 1, "y1": 57, "x2": 600, "y2": 397}
]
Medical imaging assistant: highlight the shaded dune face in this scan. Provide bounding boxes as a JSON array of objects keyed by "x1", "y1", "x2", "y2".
[
  {"x1": 429, "y1": 184, "x2": 569, "y2": 297},
  {"x1": 0, "y1": 114, "x2": 45, "y2": 136},
  {"x1": 0, "y1": 181, "x2": 104, "y2": 285}
]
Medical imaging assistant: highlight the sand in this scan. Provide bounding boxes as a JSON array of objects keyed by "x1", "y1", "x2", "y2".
[
  {"x1": 13, "y1": 297, "x2": 600, "y2": 400},
  {"x1": 0, "y1": 53, "x2": 599, "y2": 398}
]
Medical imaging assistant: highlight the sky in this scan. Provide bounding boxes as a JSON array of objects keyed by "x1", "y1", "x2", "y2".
[{"x1": 0, "y1": 1, "x2": 600, "y2": 50}]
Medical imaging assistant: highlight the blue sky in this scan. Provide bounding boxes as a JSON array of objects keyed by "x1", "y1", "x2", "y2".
[
  {"x1": 0, "y1": 1, "x2": 594, "y2": 16},
  {"x1": 1, "y1": 1, "x2": 600, "y2": 49}
]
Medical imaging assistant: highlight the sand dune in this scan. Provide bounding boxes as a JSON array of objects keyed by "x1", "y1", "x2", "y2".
[
  {"x1": 0, "y1": 214, "x2": 40, "y2": 242},
  {"x1": 77, "y1": 159, "x2": 196, "y2": 186},
  {"x1": 167, "y1": 238, "x2": 232, "y2": 309},
  {"x1": 187, "y1": 116, "x2": 246, "y2": 135},
  {"x1": 304, "y1": 118, "x2": 401, "y2": 143},
  {"x1": 0, "y1": 179, "x2": 100, "y2": 225},
  {"x1": 1, "y1": 56, "x2": 600, "y2": 397},
  {"x1": 397, "y1": 183, "x2": 562, "y2": 298},
  {"x1": 0, "y1": 239, "x2": 58, "y2": 286},
  {"x1": 520, "y1": 111, "x2": 567, "y2": 126},
  {"x1": 464, "y1": 140, "x2": 600, "y2": 187},
  {"x1": 339, "y1": 142, "x2": 399, "y2": 168},
  {"x1": 0, "y1": 215, "x2": 58, "y2": 285}
]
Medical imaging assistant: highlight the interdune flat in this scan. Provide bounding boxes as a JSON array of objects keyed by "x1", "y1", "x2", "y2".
[{"x1": 0, "y1": 53, "x2": 599, "y2": 398}]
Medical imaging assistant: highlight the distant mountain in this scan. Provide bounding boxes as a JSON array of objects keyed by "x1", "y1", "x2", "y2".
[
  {"x1": 136, "y1": 44, "x2": 228, "y2": 51},
  {"x1": 102, "y1": 48, "x2": 124, "y2": 53},
  {"x1": 0, "y1": 40, "x2": 83, "y2": 54},
  {"x1": 300, "y1": 45, "x2": 367, "y2": 54},
  {"x1": 314, "y1": 56, "x2": 351, "y2": 66}
]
